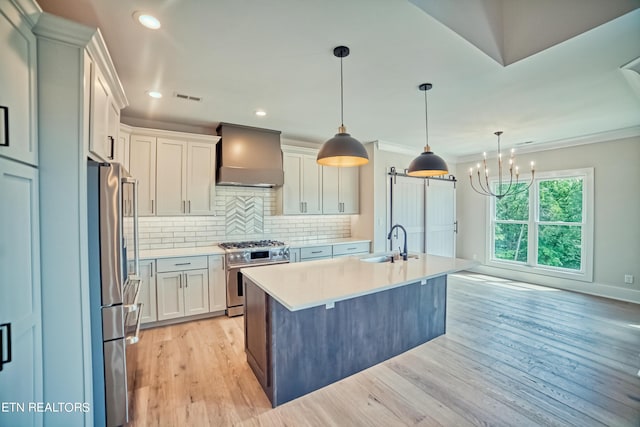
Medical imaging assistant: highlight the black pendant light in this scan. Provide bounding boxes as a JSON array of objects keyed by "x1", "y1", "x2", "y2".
[
  {"x1": 407, "y1": 83, "x2": 448, "y2": 177},
  {"x1": 317, "y1": 46, "x2": 369, "y2": 167}
]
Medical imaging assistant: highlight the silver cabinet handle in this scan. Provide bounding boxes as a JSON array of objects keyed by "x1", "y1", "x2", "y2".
[
  {"x1": 184, "y1": 274, "x2": 188, "y2": 288},
  {"x1": 300, "y1": 202, "x2": 303, "y2": 213},
  {"x1": 311, "y1": 250, "x2": 322, "y2": 254},
  {"x1": 182, "y1": 200, "x2": 186, "y2": 213},
  {"x1": 179, "y1": 274, "x2": 182, "y2": 289},
  {"x1": 188, "y1": 200, "x2": 191, "y2": 213},
  {"x1": 347, "y1": 247, "x2": 357, "y2": 251},
  {"x1": 174, "y1": 262, "x2": 191, "y2": 266},
  {"x1": 304, "y1": 202, "x2": 307, "y2": 213},
  {"x1": 150, "y1": 263, "x2": 154, "y2": 277},
  {"x1": 151, "y1": 199, "x2": 154, "y2": 214}
]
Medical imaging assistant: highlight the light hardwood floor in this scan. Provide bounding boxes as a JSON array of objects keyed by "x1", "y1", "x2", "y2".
[{"x1": 127, "y1": 273, "x2": 640, "y2": 426}]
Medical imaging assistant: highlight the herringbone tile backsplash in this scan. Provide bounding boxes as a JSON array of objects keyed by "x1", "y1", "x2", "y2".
[{"x1": 137, "y1": 186, "x2": 352, "y2": 250}]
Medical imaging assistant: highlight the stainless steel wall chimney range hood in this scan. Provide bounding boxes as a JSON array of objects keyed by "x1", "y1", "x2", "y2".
[{"x1": 216, "y1": 123, "x2": 284, "y2": 187}]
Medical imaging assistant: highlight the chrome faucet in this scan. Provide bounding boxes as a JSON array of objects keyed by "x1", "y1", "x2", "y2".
[{"x1": 387, "y1": 224, "x2": 408, "y2": 261}]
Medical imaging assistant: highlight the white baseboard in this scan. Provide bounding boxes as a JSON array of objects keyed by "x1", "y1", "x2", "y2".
[{"x1": 468, "y1": 265, "x2": 640, "y2": 304}]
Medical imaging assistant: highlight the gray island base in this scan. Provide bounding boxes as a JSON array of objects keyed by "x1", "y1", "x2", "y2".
[{"x1": 244, "y1": 270, "x2": 449, "y2": 406}]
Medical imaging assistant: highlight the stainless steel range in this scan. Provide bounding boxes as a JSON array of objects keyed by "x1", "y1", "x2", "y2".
[{"x1": 219, "y1": 240, "x2": 289, "y2": 316}]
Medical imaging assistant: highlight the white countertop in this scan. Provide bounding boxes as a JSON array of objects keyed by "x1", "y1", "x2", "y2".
[
  {"x1": 241, "y1": 254, "x2": 477, "y2": 311},
  {"x1": 139, "y1": 245, "x2": 225, "y2": 260},
  {"x1": 139, "y1": 237, "x2": 371, "y2": 259},
  {"x1": 287, "y1": 237, "x2": 371, "y2": 248}
]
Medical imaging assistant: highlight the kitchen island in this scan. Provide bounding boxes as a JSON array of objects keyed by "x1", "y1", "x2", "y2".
[{"x1": 241, "y1": 254, "x2": 476, "y2": 407}]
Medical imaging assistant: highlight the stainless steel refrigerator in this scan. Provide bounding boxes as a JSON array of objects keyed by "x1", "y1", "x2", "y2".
[{"x1": 87, "y1": 161, "x2": 141, "y2": 427}]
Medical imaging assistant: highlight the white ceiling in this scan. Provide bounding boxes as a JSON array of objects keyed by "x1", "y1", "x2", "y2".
[{"x1": 37, "y1": 0, "x2": 640, "y2": 159}]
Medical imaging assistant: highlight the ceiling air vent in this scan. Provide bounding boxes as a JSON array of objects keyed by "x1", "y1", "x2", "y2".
[{"x1": 174, "y1": 92, "x2": 203, "y2": 102}]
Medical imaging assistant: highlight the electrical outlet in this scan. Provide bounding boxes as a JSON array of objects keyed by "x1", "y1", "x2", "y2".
[{"x1": 624, "y1": 274, "x2": 634, "y2": 284}]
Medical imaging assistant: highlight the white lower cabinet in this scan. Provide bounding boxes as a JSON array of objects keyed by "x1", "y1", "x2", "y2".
[
  {"x1": 208, "y1": 255, "x2": 226, "y2": 312},
  {"x1": 156, "y1": 256, "x2": 209, "y2": 321},
  {"x1": 138, "y1": 260, "x2": 157, "y2": 324},
  {"x1": 290, "y1": 241, "x2": 370, "y2": 263}
]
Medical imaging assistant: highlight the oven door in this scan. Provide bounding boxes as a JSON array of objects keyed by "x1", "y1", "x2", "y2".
[{"x1": 226, "y1": 261, "x2": 288, "y2": 317}]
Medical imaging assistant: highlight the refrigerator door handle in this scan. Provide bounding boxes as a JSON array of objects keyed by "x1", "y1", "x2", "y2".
[{"x1": 0, "y1": 323, "x2": 11, "y2": 371}]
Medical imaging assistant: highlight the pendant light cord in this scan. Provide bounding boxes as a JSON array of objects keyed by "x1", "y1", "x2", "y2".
[
  {"x1": 424, "y1": 87, "x2": 429, "y2": 150},
  {"x1": 340, "y1": 55, "x2": 344, "y2": 127}
]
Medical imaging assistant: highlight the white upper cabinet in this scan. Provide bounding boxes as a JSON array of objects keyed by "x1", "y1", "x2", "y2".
[
  {"x1": 322, "y1": 166, "x2": 359, "y2": 214},
  {"x1": 279, "y1": 149, "x2": 322, "y2": 215},
  {"x1": 156, "y1": 138, "x2": 188, "y2": 215},
  {"x1": 127, "y1": 127, "x2": 219, "y2": 216},
  {"x1": 0, "y1": 0, "x2": 38, "y2": 166},
  {"x1": 129, "y1": 135, "x2": 157, "y2": 216},
  {"x1": 115, "y1": 124, "x2": 131, "y2": 170},
  {"x1": 187, "y1": 142, "x2": 216, "y2": 215}
]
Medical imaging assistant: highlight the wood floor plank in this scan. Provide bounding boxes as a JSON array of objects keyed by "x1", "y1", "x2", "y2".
[{"x1": 126, "y1": 272, "x2": 640, "y2": 426}]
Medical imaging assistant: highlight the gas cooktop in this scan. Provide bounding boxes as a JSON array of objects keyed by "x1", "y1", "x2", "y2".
[{"x1": 218, "y1": 240, "x2": 286, "y2": 250}]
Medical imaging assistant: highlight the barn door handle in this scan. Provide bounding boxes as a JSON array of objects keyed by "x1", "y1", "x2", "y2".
[
  {"x1": 0, "y1": 323, "x2": 12, "y2": 371},
  {"x1": 454, "y1": 221, "x2": 458, "y2": 234}
]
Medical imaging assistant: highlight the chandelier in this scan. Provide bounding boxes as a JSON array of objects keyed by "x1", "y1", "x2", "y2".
[{"x1": 468, "y1": 131, "x2": 535, "y2": 199}]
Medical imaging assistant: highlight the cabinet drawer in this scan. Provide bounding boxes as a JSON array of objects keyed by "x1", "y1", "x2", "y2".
[
  {"x1": 300, "y1": 245, "x2": 333, "y2": 259},
  {"x1": 156, "y1": 256, "x2": 208, "y2": 272},
  {"x1": 332, "y1": 242, "x2": 370, "y2": 256}
]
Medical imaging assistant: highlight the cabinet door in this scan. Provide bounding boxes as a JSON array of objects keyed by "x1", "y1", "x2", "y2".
[
  {"x1": 425, "y1": 179, "x2": 456, "y2": 257},
  {"x1": 0, "y1": 1, "x2": 37, "y2": 166},
  {"x1": 282, "y1": 153, "x2": 302, "y2": 214},
  {"x1": 208, "y1": 256, "x2": 226, "y2": 312},
  {"x1": 0, "y1": 158, "x2": 43, "y2": 426},
  {"x1": 301, "y1": 155, "x2": 322, "y2": 214},
  {"x1": 156, "y1": 138, "x2": 187, "y2": 215},
  {"x1": 156, "y1": 272, "x2": 184, "y2": 321},
  {"x1": 90, "y1": 66, "x2": 111, "y2": 161},
  {"x1": 184, "y1": 269, "x2": 209, "y2": 316},
  {"x1": 107, "y1": 99, "x2": 120, "y2": 160},
  {"x1": 129, "y1": 135, "x2": 157, "y2": 216},
  {"x1": 138, "y1": 260, "x2": 157, "y2": 324},
  {"x1": 115, "y1": 128, "x2": 130, "y2": 170},
  {"x1": 322, "y1": 166, "x2": 340, "y2": 214},
  {"x1": 339, "y1": 167, "x2": 359, "y2": 214},
  {"x1": 186, "y1": 141, "x2": 215, "y2": 215}
]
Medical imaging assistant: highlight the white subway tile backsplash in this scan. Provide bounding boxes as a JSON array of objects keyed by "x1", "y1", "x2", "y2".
[{"x1": 138, "y1": 188, "x2": 352, "y2": 249}]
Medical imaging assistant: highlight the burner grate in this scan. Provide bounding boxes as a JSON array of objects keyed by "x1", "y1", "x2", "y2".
[{"x1": 219, "y1": 240, "x2": 285, "y2": 250}]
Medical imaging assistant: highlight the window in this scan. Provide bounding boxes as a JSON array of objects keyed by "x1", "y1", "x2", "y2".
[{"x1": 489, "y1": 168, "x2": 593, "y2": 281}]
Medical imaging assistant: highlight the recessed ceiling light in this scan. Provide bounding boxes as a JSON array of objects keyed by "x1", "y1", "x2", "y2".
[
  {"x1": 147, "y1": 91, "x2": 163, "y2": 99},
  {"x1": 133, "y1": 12, "x2": 161, "y2": 30},
  {"x1": 255, "y1": 110, "x2": 267, "y2": 117}
]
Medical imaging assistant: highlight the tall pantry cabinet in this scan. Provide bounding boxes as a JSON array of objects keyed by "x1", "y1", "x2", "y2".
[
  {"x1": 33, "y1": 12, "x2": 128, "y2": 427},
  {"x1": 0, "y1": 1, "x2": 42, "y2": 426}
]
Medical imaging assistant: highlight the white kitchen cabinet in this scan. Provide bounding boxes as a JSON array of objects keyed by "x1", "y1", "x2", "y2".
[
  {"x1": 0, "y1": 0, "x2": 37, "y2": 166},
  {"x1": 156, "y1": 256, "x2": 209, "y2": 321},
  {"x1": 332, "y1": 241, "x2": 370, "y2": 257},
  {"x1": 156, "y1": 138, "x2": 188, "y2": 215},
  {"x1": 289, "y1": 248, "x2": 301, "y2": 263},
  {"x1": 129, "y1": 135, "x2": 157, "y2": 216},
  {"x1": 138, "y1": 260, "x2": 157, "y2": 324},
  {"x1": 300, "y1": 245, "x2": 333, "y2": 261},
  {"x1": 115, "y1": 125, "x2": 131, "y2": 170},
  {"x1": 155, "y1": 138, "x2": 216, "y2": 215},
  {"x1": 280, "y1": 151, "x2": 322, "y2": 214},
  {"x1": 88, "y1": 61, "x2": 120, "y2": 162},
  {"x1": 129, "y1": 128, "x2": 218, "y2": 216},
  {"x1": 322, "y1": 166, "x2": 359, "y2": 214},
  {"x1": 208, "y1": 255, "x2": 226, "y2": 312},
  {"x1": 0, "y1": 157, "x2": 43, "y2": 427},
  {"x1": 187, "y1": 142, "x2": 216, "y2": 215}
]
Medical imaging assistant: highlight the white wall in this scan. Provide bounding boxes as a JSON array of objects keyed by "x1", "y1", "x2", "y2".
[{"x1": 456, "y1": 136, "x2": 640, "y2": 302}]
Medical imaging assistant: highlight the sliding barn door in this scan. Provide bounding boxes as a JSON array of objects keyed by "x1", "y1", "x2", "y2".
[
  {"x1": 389, "y1": 176, "x2": 425, "y2": 253},
  {"x1": 426, "y1": 179, "x2": 456, "y2": 257}
]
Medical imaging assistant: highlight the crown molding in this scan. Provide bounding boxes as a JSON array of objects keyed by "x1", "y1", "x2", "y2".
[
  {"x1": 128, "y1": 126, "x2": 220, "y2": 144},
  {"x1": 372, "y1": 140, "x2": 419, "y2": 157},
  {"x1": 32, "y1": 12, "x2": 96, "y2": 46},
  {"x1": 86, "y1": 28, "x2": 128, "y2": 109},
  {"x1": 281, "y1": 144, "x2": 318, "y2": 156},
  {"x1": 456, "y1": 126, "x2": 640, "y2": 163},
  {"x1": 11, "y1": 0, "x2": 42, "y2": 27}
]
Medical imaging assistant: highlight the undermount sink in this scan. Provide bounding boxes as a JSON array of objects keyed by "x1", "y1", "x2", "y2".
[
  {"x1": 360, "y1": 254, "x2": 419, "y2": 263},
  {"x1": 360, "y1": 256, "x2": 392, "y2": 263}
]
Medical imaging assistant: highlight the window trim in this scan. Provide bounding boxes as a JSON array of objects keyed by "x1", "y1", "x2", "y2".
[{"x1": 486, "y1": 168, "x2": 594, "y2": 282}]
